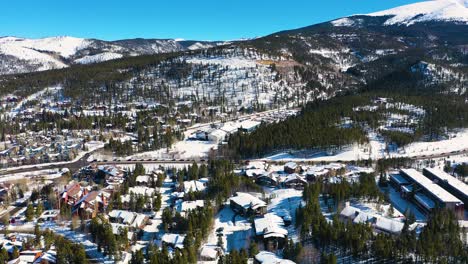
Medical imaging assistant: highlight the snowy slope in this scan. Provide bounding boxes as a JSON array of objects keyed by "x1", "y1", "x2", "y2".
[
  {"x1": 367, "y1": 0, "x2": 468, "y2": 25},
  {"x1": 0, "y1": 36, "x2": 228, "y2": 75},
  {"x1": 74, "y1": 52, "x2": 123, "y2": 64},
  {"x1": 0, "y1": 36, "x2": 90, "y2": 58}
]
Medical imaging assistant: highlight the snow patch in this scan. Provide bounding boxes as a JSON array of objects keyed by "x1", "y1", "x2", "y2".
[{"x1": 74, "y1": 52, "x2": 123, "y2": 64}]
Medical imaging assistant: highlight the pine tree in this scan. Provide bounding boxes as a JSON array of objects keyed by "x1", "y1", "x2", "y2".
[{"x1": 25, "y1": 203, "x2": 35, "y2": 222}]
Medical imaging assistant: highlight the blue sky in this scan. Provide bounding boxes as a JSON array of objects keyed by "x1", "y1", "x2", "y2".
[{"x1": 2, "y1": 0, "x2": 422, "y2": 41}]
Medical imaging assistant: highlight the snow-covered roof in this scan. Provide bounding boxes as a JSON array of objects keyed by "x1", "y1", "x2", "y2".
[
  {"x1": 208, "y1": 129, "x2": 227, "y2": 139},
  {"x1": 183, "y1": 178, "x2": 208, "y2": 193},
  {"x1": 284, "y1": 162, "x2": 297, "y2": 170},
  {"x1": 219, "y1": 122, "x2": 239, "y2": 134},
  {"x1": 281, "y1": 174, "x2": 307, "y2": 184},
  {"x1": 109, "y1": 210, "x2": 136, "y2": 225},
  {"x1": 340, "y1": 204, "x2": 405, "y2": 234},
  {"x1": 305, "y1": 166, "x2": 329, "y2": 176},
  {"x1": 230, "y1": 192, "x2": 267, "y2": 210},
  {"x1": 176, "y1": 200, "x2": 204, "y2": 213},
  {"x1": 255, "y1": 251, "x2": 296, "y2": 264},
  {"x1": 239, "y1": 120, "x2": 261, "y2": 130},
  {"x1": 340, "y1": 205, "x2": 361, "y2": 218},
  {"x1": 246, "y1": 161, "x2": 266, "y2": 170},
  {"x1": 375, "y1": 217, "x2": 405, "y2": 234},
  {"x1": 246, "y1": 168, "x2": 267, "y2": 178},
  {"x1": 401, "y1": 169, "x2": 462, "y2": 204},
  {"x1": 254, "y1": 213, "x2": 287, "y2": 237},
  {"x1": 423, "y1": 168, "x2": 468, "y2": 199},
  {"x1": 161, "y1": 233, "x2": 185, "y2": 249},
  {"x1": 135, "y1": 175, "x2": 151, "y2": 183},
  {"x1": 98, "y1": 165, "x2": 122, "y2": 177},
  {"x1": 33, "y1": 250, "x2": 56, "y2": 264},
  {"x1": 353, "y1": 211, "x2": 375, "y2": 224}
]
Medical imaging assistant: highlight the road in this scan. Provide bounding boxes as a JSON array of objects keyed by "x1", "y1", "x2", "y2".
[
  {"x1": 2, "y1": 147, "x2": 467, "y2": 178},
  {"x1": 0, "y1": 152, "x2": 92, "y2": 177},
  {"x1": 93, "y1": 159, "x2": 206, "y2": 166}
]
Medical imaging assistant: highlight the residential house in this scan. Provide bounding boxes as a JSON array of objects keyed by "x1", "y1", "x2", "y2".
[
  {"x1": 230, "y1": 192, "x2": 267, "y2": 216},
  {"x1": 284, "y1": 162, "x2": 300, "y2": 174},
  {"x1": 281, "y1": 174, "x2": 307, "y2": 190},
  {"x1": 254, "y1": 213, "x2": 288, "y2": 250}
]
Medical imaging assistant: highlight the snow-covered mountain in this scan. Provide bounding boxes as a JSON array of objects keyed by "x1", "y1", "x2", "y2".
[
  {"x1": 0, "y1": 36, "x2": 227, "y2": 75},
  {"x1": 333, "y1": 0, "x2": 468, "y2": 26},
  {"x1": 246, "y1": 0, "x2": 468, "y2": 96},
  {"x1": 1, "y1": 0, "x2": 467, "y2": 104},
  {"x1": 368, "y1": 0, "x2": 468, "y2": 25}
]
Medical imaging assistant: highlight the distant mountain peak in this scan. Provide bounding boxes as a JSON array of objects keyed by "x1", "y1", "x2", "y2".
[
  {"x1": 367, "y1": 0, "x2": 468, "y2": 25},
  {"x1": 331, "y1": 0, "x2": 468, "y2": 27}
]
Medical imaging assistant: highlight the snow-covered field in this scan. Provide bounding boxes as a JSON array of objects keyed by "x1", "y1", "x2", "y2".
[
  {"x1": 264, "y1": 129, "x2": 468, "y2": 162},
  {"x1": 0, "y1": 168, "x2": 68, "y2": 183},
  {"x1": 126, "y1": 140, "x2": 217, "y2": 161}
]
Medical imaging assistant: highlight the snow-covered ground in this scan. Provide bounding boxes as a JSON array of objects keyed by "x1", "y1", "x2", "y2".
[
  {"x1": 41, "y1": 222, "x2": 115, "y2": 264},
  {"x1": 386, "y1": 186, "x2": 426, "y2": 221},
  {"x1": 203, "y1": 206, "x2": 253, "y2": 253},
  {"x1": 75, "y1": 52, "x2": 123, "y2": 64},
  {"x1": 127, "y1": 140, "x2": 217, "y2": 161},
  {"x1": 0, "y1": 168, "x2": 68, "y2": 183},
  {"x1": 267, "y1": 188, "x2": 304, "y2": 242},
  {"x1": 140, "y1": 176, "x2": 174, "y2": 243},
  {"x1": 264, "y1": 129, "x2": 468, "y2": 162},
  {"x1": 7, "y1": 86, "x2": 62, "y2": 117}
]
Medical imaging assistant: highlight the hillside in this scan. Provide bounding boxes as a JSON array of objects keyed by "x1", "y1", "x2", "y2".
[
  {"x1": 0, "y1": 36, "x2": 226, "y2": 75},
  {"x1": 0, "y1": 0, "x2": 467, "y2": 111}
]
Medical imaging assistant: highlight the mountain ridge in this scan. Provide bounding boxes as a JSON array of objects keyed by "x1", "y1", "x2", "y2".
[{"x1": 0, "y1": 35, "x2": 228, "y2": 75}]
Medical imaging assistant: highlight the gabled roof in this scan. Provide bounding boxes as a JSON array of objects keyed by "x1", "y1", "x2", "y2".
[
  {"x1": 176, "y1": 200, "x2": 204, "y2": 213},
  {"x1": 255, "y1": 251, "x2": 296, "y2": 264},
  {"x1": 161, "y1": 233, "x2": 185, "y2": 249},
  {"x1": 230, "y1": 192, "x2": 266, "y2": 210},
  {"x1": 284, "y1": 162, "x2": 297, "y2": 170},
  {"x1": 282, "y1": 174, "x2": 307, "y2": 184},
  {"x1": 183, "y1": 178, "x2": 208, "y2": 193},
  {"x1": 62, "y1": 183, "x2": 82, "y2": 198},
  {"x1": 254, "y1": 213, "x2": 288, "y2": 238}
]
